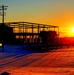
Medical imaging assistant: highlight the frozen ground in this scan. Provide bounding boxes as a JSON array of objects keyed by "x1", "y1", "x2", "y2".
[{"x1": 0, "y1": 45, "x2": 74, "y2": 75}]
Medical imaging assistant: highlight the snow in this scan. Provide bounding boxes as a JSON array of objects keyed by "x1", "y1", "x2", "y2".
[{"x1": 0, "y1": 45, "x2": 74, "y2": 75}]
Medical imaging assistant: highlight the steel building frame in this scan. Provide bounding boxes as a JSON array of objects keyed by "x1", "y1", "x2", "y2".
[{"x1": 0, "y1": 21, "x2": 59, "y2": 43}]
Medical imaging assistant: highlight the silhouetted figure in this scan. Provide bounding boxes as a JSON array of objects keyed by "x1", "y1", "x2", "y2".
[{"x1": 0, "y1": 72, "x2": 10, "y2": 75}]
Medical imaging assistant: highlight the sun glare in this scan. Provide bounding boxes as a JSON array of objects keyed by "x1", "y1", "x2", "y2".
[
  {"x1": 72, "y1": 28, "x2": 74, "y2": 33},
  {"x1": 66, "y1": 27, "x2": 74, "y2": 37}
]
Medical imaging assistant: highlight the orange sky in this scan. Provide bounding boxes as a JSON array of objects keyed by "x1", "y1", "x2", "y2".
[{"x1": 0, "y1": 0, "x2": 74, "y2": 37}]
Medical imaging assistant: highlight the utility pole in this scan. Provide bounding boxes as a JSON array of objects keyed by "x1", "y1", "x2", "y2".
[
  {"x1": 0, "y1": 5, "x2": 8, "y2": 52},
  {"x1": 0, "y1": 5, "x2": 8, "y2": 23}
]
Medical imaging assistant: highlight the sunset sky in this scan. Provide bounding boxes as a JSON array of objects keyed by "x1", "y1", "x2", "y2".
[{"x1": 0, "y1": 0, "x2": 74, "y2": 37}]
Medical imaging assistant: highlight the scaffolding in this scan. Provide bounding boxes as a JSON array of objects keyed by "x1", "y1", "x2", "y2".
[{"x1": 0, "y1": 21, "x2": 59, "y2": 44}]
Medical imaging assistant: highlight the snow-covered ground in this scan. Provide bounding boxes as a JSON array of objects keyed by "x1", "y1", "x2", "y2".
[{"x1": 0, "y1": 45, "x2": 74, "y2": 75}]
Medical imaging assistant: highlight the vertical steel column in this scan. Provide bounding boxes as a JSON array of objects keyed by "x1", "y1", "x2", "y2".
[
  {"x1": 22, "y1": 23, "x2": 25, "y2": 43},
  {"x1": 32, "y1": 24, "x2": 33, "y2": 43},
  {"x1": 38, "y1": 24, "x2": 40, "y2": 43},
  {"x1": 43, "y1": 25, "x2": 45, "y2": 31}
]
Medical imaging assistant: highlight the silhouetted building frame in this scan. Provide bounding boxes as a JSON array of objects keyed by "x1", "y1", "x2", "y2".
[{"x1": 0, "y1": 21, "x2": 59, "y2": 44}]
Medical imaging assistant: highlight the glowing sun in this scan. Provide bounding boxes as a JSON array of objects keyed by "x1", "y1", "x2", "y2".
[{"x1": 72, "y1": 28, "x2": 74, "y2": 33}]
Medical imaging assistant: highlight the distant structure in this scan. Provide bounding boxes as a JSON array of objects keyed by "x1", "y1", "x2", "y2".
[
  {"x1": 40, "y1": 31, "x2": 58, "y2": 43},
  {"x1": 0, "y1": 5, "x2": 59, "y2": 51},
  {"x1": 0, "y1": 24, "x2": 15, "y2": 44},
  {"x1": 0, "y1": 22, "x2": 59, "y2": 45}
]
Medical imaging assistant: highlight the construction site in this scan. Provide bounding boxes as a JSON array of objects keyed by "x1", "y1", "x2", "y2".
[
  {"x1": 0, "y1": 5, "x2": 60, "y2": 51},
  {"x1": 0, "y1": 22, "x2": 59, "y2": 44}
]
